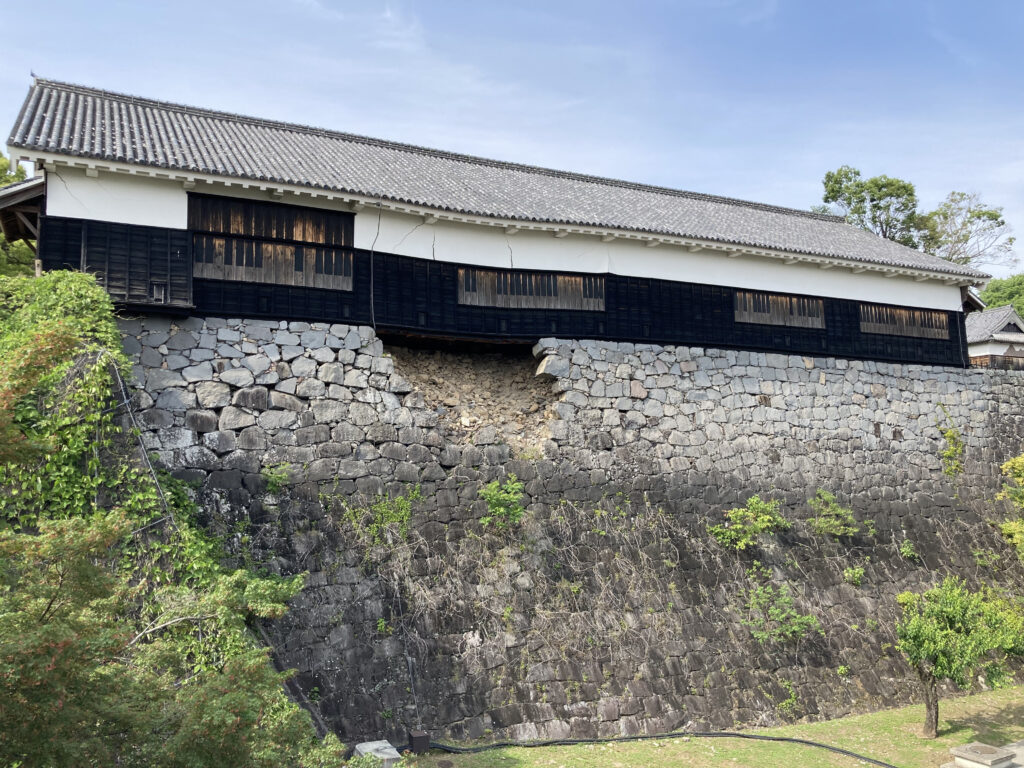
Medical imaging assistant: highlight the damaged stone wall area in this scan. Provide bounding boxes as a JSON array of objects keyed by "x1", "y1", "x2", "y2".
[{"x1": 119, "y1": 315, "x2": 1024, "y2": 745}]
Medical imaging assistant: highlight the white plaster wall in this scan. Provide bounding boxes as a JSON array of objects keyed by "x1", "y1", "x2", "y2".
[
  {"x1": 39, "y1": 170, "x2": 962, "y2": 311},
  {"x1": 354, "y1": 209, "x2": 964, "y2": 311},
  {"x1": 970, "y1": 341, "x2": 1011, "y2": 357},
  {"x1": 45, "y1": 167, "x2": 187, "y2": 229}
]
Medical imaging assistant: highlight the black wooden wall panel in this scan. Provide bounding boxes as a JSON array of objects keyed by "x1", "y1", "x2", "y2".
[
  {"x1": 39, "y1": 216, "x2": 191, "y2": 308},
  {"x1": 38, "y1": 213, "x2": 970, "y2": 367},
  {"x1": 37, "y1": 216, "x2": 82, "y2": 271}
]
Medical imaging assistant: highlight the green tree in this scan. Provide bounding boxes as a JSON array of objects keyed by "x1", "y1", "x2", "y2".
[
  {"x1": 920, "y1": 191, "x2": 1016, "y2": 269},
  {"x1": 979, "y1": 273, "x2": 1024, "y2": 318},
  {"x1": 816, "y1": 165, "x2": 927, "y2": 248},
  {"x1": 895, "y1": 577, "x2": 1024, "y2": 739},
  {"x1": 0, "y1": 156, "x2": 34, "y2": 278},
  {"x1": 0, "y1": 271, "x2": 346, "y2": 767}
]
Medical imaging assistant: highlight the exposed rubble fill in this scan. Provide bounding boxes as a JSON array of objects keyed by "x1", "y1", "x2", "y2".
[{"x1": 386, "y1": 345, "x2": 553, "y2": 454}]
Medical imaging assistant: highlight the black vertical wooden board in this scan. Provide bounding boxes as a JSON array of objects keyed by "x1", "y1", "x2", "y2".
[{"x1": 37, "y1": 213, "x2": 970, "y2": 367}]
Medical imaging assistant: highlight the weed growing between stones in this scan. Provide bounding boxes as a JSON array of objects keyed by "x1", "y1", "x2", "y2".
[
  {"x1": 899, "y1": 539, "x2": 921, "y2": 562},
  {"x1": 261, "y1": 462, "x2": 290, "y2": 494},
  {"x1": 843, "y1": 565, "x2": 866, "y2": 587},
  {"x1": 478, "y1": 474, "x2": 525, "y2": 530},
  {"x1": 936, "y1": 405, "x2": 966, "y2": 484},
  {"x1": 327, "y1": 485, "x2": 423, "y2": 555},
  {"x1": 741, "y1": 562, "x2": 824, "y2": 645},
  {"x1": 708, "y1": 495, "x2": 790, "y2": 551},
  {"x1": 775, "y1": 679, "x2": 799, "y2": 718},
  {"x1": 807, "y1": 490, "x2": 861, "y2": 538}
]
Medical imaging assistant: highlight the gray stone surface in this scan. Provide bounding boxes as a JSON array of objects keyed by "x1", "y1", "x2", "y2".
[
  {"x1": 119, "y1": 315, "x2": 1024, "y2": 749},
  {"x1": 220, "y1": 368, "x2": 255, "y2": 388}
]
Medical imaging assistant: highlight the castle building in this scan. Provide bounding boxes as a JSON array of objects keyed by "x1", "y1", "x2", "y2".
[{"x1": 4, "y1": 78, "x2": 986, "y2": 366}]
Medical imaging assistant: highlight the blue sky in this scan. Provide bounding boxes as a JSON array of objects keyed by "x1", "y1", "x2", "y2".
[{"x1": 3, "y1": 0, "x2": 1021, "y2": 276}]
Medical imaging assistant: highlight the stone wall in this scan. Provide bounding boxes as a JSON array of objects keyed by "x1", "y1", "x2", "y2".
[{"x1": 119, "y1": 314, "x2": 1024, "y2": 744}]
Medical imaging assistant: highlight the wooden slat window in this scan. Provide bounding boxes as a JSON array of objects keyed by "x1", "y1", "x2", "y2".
[
  {"x1": 734, "y1": 291, "x2": 825, "y2": 329},
  {"x1": 192, "y1": 234, "x2": 353, "y2": 291},
  {"x1": 188, "y1": 195, "x2": 354, "y2": 291},
  {"x1": 859, "y1": 304, "x2": 949, "y2": 340},
  {"x1": 458, "y1": 268, "x2": 604, "y2": 311}
]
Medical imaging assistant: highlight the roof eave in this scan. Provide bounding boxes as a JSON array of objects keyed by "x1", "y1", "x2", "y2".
[{"x1": 12, "y1": 147, "x2": 986, "y2": 288}]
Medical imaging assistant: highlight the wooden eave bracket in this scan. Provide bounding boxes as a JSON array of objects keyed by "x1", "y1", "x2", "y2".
[{"x1": 14, "y1": 210, "x2": 38, "y2": 238}]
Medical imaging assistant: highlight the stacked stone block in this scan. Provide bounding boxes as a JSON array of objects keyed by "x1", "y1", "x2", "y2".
[{"x1": 119, "y1": 316, "x2": 1024, "y2": 745}]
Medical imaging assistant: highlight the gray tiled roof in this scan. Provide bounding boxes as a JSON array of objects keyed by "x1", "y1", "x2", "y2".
[
  {"x1": 0, "y1": 175, "x2": 44, "y2": 201},
  {"x1": 965, "y1": 305, "x2": 1024, "y2": 343},
  {"x1": 8, "y1": 78, "x2": 987, "y2": 280}
]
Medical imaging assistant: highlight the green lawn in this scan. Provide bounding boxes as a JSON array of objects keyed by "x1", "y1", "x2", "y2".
[{"x1": 406, "y1": 686, "x2": 1024, "y2": 768}]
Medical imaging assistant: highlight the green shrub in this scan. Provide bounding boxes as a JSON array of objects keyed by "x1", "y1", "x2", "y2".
[
  {"x1": 997, "y1": 455, "x2": 1024, "y2": 562},
  {"x1": 742, "y1": 562, "x2": 823, "y2": 645},
  {"x1": 998, "y1": 454, "x2": 1024, "y2": 511},
  {"x1": 899, "y1": 539, "x2": 920, "y2": 562},
  {"x1": 999, "y1": 520, "x2": 1024, "y2": 561},
  {"x1": 343, "y1": 487, "x2": 422, "y2": 549},
  {"x1": 843, "y1": 565, "x2": 865, "y2": 587},
  {"x1": 807, "y1": 489, "x2": 860, "y2": 537},
  {"x1": 936, "y1": 405, "x2": 965, "y2": 480},
  {"x1": 479, "y1": 474, "x2": 525, "y2": 530},
  {"x1": 897, "y1": 576, "x2": 1024, "y2": 738},
  {"x1": 0, "y1": 271, "x2": 341, "y2": 766},
  {"x1": 708, "y1": 495, "x2": 790, "y2": 551},
  {"x1": 261, "y1": 462, "x2": 290, "y2": 494}
]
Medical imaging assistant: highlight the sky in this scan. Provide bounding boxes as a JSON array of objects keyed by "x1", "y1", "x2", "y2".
[{"x1": 3, "y1": 0, "x2": 1022, "y2": 277}]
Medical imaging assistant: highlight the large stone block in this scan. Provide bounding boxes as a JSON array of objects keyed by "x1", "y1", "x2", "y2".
[
  {"x1": 195, "y1": 381, "x2": 231, "y2": 409},
  {"x1": 184, "y1": 409, "x2": 219, "y2": 432},
  {"x1": 146, "y1": 369, "x2": 185, "y2": 390},
  {"x1": 219, "y1": 406, "x2": 256, "y2": 431},
  {"x1": 220, "y1": 368, "x2": 255, "y2": 388},
  {"x1": 258, "y1": 410, "x2": 298, "y2": 430},
  {"x1": 270, "y1": 391, "x2": 304, "y2": 411},
  {"x1": 233, "y1": 386, "x2": 270, "y2": 410}
]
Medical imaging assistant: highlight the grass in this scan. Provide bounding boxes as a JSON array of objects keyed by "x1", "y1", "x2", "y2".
[{"x1": 405, "y1": 686, "x2": 1024, "y2": 768}]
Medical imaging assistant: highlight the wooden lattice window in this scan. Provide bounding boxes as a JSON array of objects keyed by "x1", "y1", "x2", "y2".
[
  {"x1": 458, "y1": 268, "x2": 604, "y2": 311},
  {"x1": 734, "y1": 291, "x2": 825, "y2": 329},
  {"x1": 189, "y1": 195, "x2": 354, "y2": 291},
  {"x1": 859, "y1": 304, "x2": 949, "y2": 339}
]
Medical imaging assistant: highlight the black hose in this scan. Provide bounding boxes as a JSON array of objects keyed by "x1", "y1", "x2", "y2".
[{"x1": 395, "y1": 730, "x2": 901, "y2": 768}]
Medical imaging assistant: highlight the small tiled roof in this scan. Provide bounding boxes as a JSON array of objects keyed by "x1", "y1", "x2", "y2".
[
  {"x1": 7, "y1": 78, "x2": 988, "y2": 281},
  {"x1": 965, "y1": 304, "x2": 1024, "y2": 343},
  {"x1": 0, "y1": 175, "x2": 44, "y2": 202}
]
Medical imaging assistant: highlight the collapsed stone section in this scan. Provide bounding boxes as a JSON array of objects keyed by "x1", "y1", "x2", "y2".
[
  {"x1": 119, "y1": 316, "x2": 1024, "y2": 746},
  {"x1": 386, "y1": 345, "x2": 554, "y2": 453}
]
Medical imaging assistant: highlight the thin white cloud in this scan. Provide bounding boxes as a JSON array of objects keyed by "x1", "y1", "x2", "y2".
[
  {"x1": 682, "y1": 0, "x2": 780, "y2": 25},
  {"x1": 927, "y1": 26, "x2": 981, "y2": 69},
  {"x1": 288, "y1": 0, "x2": 345, "y2": 23}
]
